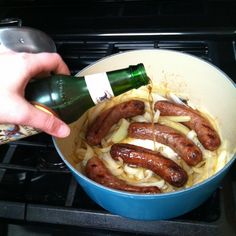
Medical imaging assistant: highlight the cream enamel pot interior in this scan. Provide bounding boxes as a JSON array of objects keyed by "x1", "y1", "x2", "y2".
[{"x1": 53, "y1": 49, "x2": 236, "y2": 220}]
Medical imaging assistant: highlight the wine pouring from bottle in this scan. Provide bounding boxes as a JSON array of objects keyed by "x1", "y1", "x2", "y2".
[{"x1": 0, "y1": 63, "x2": 149, "y2": 145}]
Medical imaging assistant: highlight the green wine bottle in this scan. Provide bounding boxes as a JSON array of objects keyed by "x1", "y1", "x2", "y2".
[{"x1": 25, "y1": 63, "x2": 149, "y2": 123}]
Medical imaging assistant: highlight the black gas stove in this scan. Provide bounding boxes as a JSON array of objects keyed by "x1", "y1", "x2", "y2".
[{"x1": 0, "y1": 1, "x2": 236, "y2": 235}]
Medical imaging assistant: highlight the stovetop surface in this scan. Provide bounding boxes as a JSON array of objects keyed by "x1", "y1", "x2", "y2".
[{"x1": 0, "y1": 1, "x2": 236, "y2": 235}]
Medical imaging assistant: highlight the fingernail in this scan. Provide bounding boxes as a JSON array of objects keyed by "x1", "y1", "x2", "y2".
[{"x1": 58, "y1": 124, "x2": 70, "y2": 137}]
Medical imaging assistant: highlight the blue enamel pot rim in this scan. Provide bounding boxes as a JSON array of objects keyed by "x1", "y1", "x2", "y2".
[{"x1": 53, "y1": 49, "x2": 236, "y2": 199}]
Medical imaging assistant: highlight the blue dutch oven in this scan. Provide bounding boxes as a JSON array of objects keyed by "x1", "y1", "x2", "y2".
[{"x1": 53, "y1": 49, "x2": 236, "y2": 220}]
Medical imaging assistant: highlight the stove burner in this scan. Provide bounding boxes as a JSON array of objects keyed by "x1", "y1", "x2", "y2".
[{"x1": 38, "y1": 150, "x2": 67, "y2": 170}]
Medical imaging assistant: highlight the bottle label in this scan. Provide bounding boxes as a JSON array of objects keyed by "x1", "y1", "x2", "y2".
[
  {"x1": 0, "y1": 124, "x2": 40, "y2": 145},
  {"x1": 84, "y1": 72, "x2": 114, "y2": 104},
  {"x1": 0, "y1": 104, "x2": 53, "y2": 145}
]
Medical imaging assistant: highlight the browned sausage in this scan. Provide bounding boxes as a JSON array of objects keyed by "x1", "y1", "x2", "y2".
[
  {"x1": 85, "y1": 156, "x2": 161, "y2": 194},
  {"x1": 154, "y1": 101, "x2": 221, "y2": 151},
  {"x1": 110, "y1": 143, "x2": 188, "y2": 187},
  {"x1": 128, "y1": 122, "x2": 202, "y2": 166},
  {"x1": 86, "y1": 100, "x2": 145, "y2": 146}
]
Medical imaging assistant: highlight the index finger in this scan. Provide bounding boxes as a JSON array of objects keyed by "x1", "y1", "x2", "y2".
[{"x1": 23, "y1": 52, "x2": 70, "y2": 78}]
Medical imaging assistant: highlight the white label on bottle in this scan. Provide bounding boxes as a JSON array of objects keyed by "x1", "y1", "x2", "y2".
[{"x1": 84, "y1": 72, "x2": 114, "y2": 104}]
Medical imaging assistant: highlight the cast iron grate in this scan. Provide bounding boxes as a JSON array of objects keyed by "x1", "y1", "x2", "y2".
[{"x1": 55, "y1": 40, "x2": 210, "y2": 74}]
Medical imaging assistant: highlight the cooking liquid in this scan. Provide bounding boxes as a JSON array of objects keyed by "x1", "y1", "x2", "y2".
[{"x1": 147, "y1": 81, "x2": 158, "y2": 152}]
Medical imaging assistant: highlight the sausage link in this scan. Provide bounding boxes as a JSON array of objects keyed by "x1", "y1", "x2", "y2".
[
  {"x1": 128, "y1": 122, "x2": 202, "y2": 166},
  {"x1": 86, "y1": 156, "x2": 161, "y2": 194},
  {"x1": 154, "y1": 101, "x2": 221, "y2": 151},
  {"x1": 86, "y1": 100, "x2": 145, "y2": 146},
  {"x1": 110, "y1": 143, "x2": 188, "y2": 187}
]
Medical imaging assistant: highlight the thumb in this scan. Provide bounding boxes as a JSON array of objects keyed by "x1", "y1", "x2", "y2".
[{"x1": 24, "y1": 105, "x2": 70, "y2": 138}]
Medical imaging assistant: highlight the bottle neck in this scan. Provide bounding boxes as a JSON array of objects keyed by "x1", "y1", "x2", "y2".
[
  {"x1": 129, "y1": 64, "x2": 149, "y2": 88},
  {"x1": 107, "y1": 63, "x2": 149, "y2": 96}
]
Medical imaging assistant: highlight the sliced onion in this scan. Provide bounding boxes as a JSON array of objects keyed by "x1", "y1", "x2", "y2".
[
  {"x1": 153, "y1": 110, "x2": 160, "y2": 123},
  {"x1": 102, "y1": 153, "x2": 123, "y2": 176},
  {"x1": 99, "y1": 146, "x2": 112, "y2": 153},
  {"x1": 124, "y1": 165, "x2": 144, "y2": 180},
  {"x1": 82, "y1": 144, "x2": 94, "y2": 166},
  {"x1": 158, "y1": 117, "x2": 190, "y2": 135},
  {"x1": 111, "y1": 118, "x2": 130, "y2": 143},
  {"x1": 215, "y1": 150, "x2": 227, "y2": 172},
  {"x1": 168, "y1": 93, "x2": 188, "y2": 106},
  {"x1": 132, "y1": 115, "x2": 148, "y2": 122},
  {"x1": 143, "y1": 112, "x2": 152, "y2": 122},
  {"x1": 143, "y1": 169, "x2": 153, "y2": 179},
  {"x1": 132, "y1": 179, "x2": 165, "y2": 189},
  {"x1": 160, "y1": 115, "x2": 191, "y2": 122}
]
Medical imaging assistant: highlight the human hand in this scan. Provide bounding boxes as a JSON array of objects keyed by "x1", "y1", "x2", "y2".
[{"x1": 0, "y1": 51, "x2": 71, "y2": 138}]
